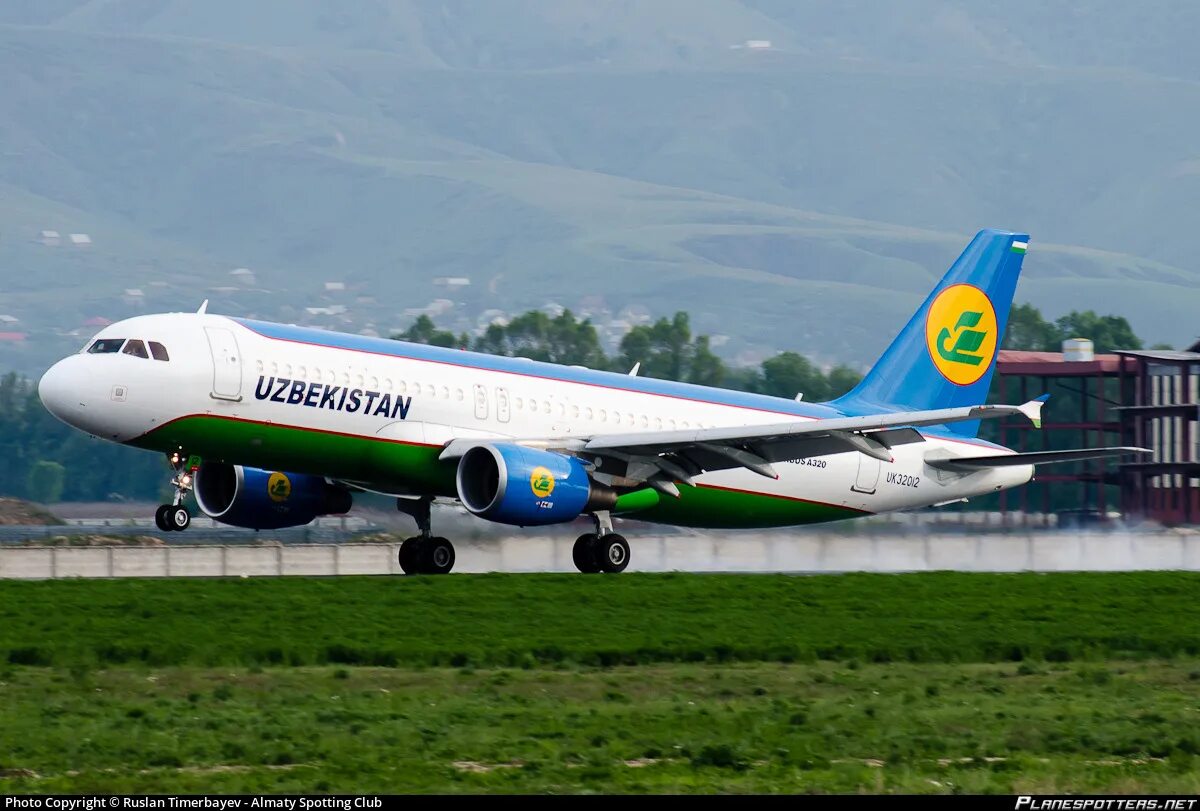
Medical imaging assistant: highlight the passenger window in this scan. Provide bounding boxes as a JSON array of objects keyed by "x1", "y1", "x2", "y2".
[
  {"x1": 148, "y1": 342, "x2": 170, "y2": 361},
  {"x1": 122, "y1": 339, "x2": 149, "y2": 359},
  {"x1": 87, "y1": 338, "x2": 125, "y2": 354}
]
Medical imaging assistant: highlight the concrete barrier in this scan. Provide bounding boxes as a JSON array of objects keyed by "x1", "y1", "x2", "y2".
[{"x1": 3, "y1": 531, "x2": 1200, "y2": 579}]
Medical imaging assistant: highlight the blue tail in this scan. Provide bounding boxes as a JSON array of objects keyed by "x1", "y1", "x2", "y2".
[{"x1": 831, "y1": 229, "x2": 1028, "y2": 437}]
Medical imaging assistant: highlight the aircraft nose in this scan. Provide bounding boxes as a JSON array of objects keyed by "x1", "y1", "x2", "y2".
[{"x1": 38, "y1": 357, "x2": 85, "y2": 425}]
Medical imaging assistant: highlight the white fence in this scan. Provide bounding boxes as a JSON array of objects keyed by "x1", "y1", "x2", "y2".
[{"x1": 2, "y1": 531, "x2": 1200, "y2": 579}]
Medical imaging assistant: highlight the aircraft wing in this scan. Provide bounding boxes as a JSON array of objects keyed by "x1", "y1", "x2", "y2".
[{"x1": 439, "y1": 398, "x2": 1049, "y2": 497}]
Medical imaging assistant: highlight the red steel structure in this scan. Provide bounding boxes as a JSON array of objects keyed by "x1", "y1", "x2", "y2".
[
  {"x1": 993, "y1": 348, "x2": 1200, "y2": 525},
  {"x1": 1113, "y1": 349, "x2": 1200, "y2": 524},
  {"x1": 994, "y1": 350, "x2": 1133, "y2": 524}
]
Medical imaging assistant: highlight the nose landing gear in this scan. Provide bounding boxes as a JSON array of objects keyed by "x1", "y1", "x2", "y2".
[{"x1": 154, "y1": 450, "x2": 195, "y2": 532}]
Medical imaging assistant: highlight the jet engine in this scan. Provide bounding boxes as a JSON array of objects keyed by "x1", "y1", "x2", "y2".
[
  {"x1": 455, "y1": 444, "x2": 616, "y2": 526},
  {"x1": 194, "y1": 462, "x2": 352, "y2": 530}
]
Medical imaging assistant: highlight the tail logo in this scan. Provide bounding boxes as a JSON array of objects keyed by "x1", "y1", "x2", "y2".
[
  {"x1": 924, "y1": 284, "x2": 997, "y2": 386},
  {"x1": 267, "y1": 472, "x2": 292, "y2": 503}
]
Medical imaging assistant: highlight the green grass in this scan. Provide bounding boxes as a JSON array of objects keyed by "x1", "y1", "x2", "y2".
[
  {"x1": 2, "y1": 572, "x2": 1199, "y2": 793},
  {"x1": 2, "y1": 662, "x2": 1199, "y2": 793},
  {"x1": 2, "y1": 573, "x2": 1199, "y2": 669}
]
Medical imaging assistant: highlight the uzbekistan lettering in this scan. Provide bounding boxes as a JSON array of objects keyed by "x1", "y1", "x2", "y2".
[{"x1": 254, "y1": 375, "x2": 411, "y2": 420}]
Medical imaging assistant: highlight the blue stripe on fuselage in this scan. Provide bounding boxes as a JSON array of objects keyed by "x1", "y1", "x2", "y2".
[{"x1": 231, "y1": 318, "x2": 842, "y2": 419}]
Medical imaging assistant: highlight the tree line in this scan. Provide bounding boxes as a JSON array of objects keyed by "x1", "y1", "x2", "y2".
[
  {"x1": 395, "y1": 310, "x2": 864, "y2": 402},
  {"x1": 0, "y1": 304, "x2": 1149, "y2": 504},
  {"x1": 0, "y1": 373, "x2": 167, "y2": 504}
]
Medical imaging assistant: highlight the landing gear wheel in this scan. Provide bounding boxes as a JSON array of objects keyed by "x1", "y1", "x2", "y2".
[
  {"x1": 420, "y1": 537, "x2": 455, "y2": 575},
  {"x1": 168, "y1": 506, "x2": 191, "y2": 532},
  {"x1": 154, "y1": 505, "x2": 171, "y2": 532},
  {"x1": 573, "y1": 533, "x2": 601, "y2": 574},
  {"x1": 594, "y1": 534, "x2": 630, "y2": 573},
  {"x1": 398, "y1": 537, "x2": 423, "y2": 575}
]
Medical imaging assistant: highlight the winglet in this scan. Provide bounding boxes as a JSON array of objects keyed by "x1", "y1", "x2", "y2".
[
  {"x1": 1018, "y1": 394, "x2": 1050, "y2": 429},
  {"x1": 628, "y1": 362, "x2": 640, "y2": 377},
  {"x1": 197, "y1": 299, "x2": 209, "y2": 315}
]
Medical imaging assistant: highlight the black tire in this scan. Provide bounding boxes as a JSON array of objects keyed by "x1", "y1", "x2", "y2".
[
  {"x1": 154, "y1": 505, "x2": 171, "y2": 532},
  {"x1": 398, "y1": 537, "x2": 422, "y2": 575},
  {"x1": 595, "y1": 534, "x2": 630, "y2": 573},
  {"x1": 169, "y1": 506, "x2": 191, "y2": 531},
  {"x1": 573, "y1": 533, "x2": 601, "y2": 573},
  {"x1": 420, "y1": 537, "x2": 455, "y2": 574}
]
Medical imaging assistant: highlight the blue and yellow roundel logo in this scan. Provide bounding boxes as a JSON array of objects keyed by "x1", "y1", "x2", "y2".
[
  {"x1": 267, "y1": 472, "x2": 292, "y2": 503},
  {"x1": 924, "y1": 284, "x2": 997, "y2": 386},
  {"x1": 530, "y1": 467, "x2": 556, "y2": 499}
]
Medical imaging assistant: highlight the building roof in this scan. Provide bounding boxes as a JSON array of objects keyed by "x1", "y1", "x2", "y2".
[
  {"x1": 1112, "y1": 349, "x2": 1200, "y2": 362},
  {"x1": 996, "y1": 350, "x2": 1134, "y2": 375}
]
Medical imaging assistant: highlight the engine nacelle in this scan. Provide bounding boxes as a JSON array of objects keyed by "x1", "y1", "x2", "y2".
[
  {"x1": 456, "y1": 444, "x2": 614, "y2": 526},
  {"x1": 194, "y1": 462, "x2": 352, "y2": 530}
]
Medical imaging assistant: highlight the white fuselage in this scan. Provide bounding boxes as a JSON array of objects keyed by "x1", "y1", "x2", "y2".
[{"x1": 38, "y1": 312, "x2": 1034, "y2": 525}]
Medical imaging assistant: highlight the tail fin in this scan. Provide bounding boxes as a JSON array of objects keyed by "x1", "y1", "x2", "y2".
[{"x1": 831, "y1": 229, "x2": 1028, "y2": 437}]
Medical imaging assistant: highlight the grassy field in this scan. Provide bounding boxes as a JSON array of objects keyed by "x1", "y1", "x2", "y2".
[{"x1": 2, "y1": 572, "x2": 1199, "y2": 793}]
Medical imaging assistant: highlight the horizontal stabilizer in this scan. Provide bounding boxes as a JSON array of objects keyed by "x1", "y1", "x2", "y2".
[{"x1": 926, "y1": 447, "x2": 1151, "y2": 472}]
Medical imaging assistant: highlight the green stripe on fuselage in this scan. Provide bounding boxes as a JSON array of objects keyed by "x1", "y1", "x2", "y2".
[{"x1": 131, "y1": 416, "x2": 862, "y2": 529}]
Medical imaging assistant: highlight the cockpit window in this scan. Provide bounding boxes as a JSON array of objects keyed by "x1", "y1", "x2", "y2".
[
  {"x1": 87, "y1": 338, "x2": 126, "y2": 354},
  {"x1": 122, "y1": 339, "x2": 149, "y2": 359},
  {"x1": 148, "y1": 341, "x2": 170, "y2": 362}
]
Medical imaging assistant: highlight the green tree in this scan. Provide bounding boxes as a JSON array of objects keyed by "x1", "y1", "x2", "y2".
[
  {"x1": 1002, "y1": 303, "x2": 1061, "y2": 351},
  {"x1": 617, "y1": 312, "x2": 696, "y2": 381},
  {"x1": 687, "y1": 335, "x2": 726, "y2": 387},
  {"x1": 757, "y1": 352, "x2": 829, "y2": 401},
  {"x1": 473, "y1": 310, "x2": 607, "y2": 367},
  {"x1": 392, "y1": 315, "x2": 461, "y2": 348},
  {"x1": 26, "y1": 460, "x2": 65, "y2": 504},
  {"x1": 1002, "y1": 303, "x2": 1144, "y2": 354},
  {"x1": 1054, "y1": 311, "x2": 1142, "y2": 353},
  {"x1": 826, "y1": 366, "x2": 863, "y2": 399}
]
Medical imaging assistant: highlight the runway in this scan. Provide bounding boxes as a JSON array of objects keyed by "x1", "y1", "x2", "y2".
[{"x1": 2, "y1": 530, "x2": 1199, "y2": 578}]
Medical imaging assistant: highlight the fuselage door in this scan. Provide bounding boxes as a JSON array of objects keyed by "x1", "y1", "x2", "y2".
[
  {"x1": 851, "y1": 455, "x2": 880, "y2": 494},
  {"x1": 496, "y1": 386, "x2": 511, "y2": 423},
  {"x1": 473, "y1": 384, "x2": 489, "y2": 420},
  {"x1": 205, "y1": 327, "x2": 243, "y2": 401}
]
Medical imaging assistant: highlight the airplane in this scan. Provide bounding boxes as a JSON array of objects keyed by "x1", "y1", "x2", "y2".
[{"x1": 38, "y1": 229, "x2": 1147, "y2": 574}]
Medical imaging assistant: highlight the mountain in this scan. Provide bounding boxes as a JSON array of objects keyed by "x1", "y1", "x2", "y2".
[{"x1": 1, "y1": 1, "x2": 1198, "y2": 376}]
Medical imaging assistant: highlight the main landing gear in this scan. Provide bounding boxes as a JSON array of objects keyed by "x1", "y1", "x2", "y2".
[
  {"x1": 154, "y1": 450, "x2": 193, "y2": 532},
  {"x1": 396, "y1": 496, "x2": 455, "y2": 575},
  {"x1": 393, "y1": 500, "x2": 631, "y2": 575},
  {"x1": 572, "y1": 511, "x2": 630, "y2": 574}
]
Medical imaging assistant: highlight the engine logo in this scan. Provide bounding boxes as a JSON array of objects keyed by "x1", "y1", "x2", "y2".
[
  {"x1": 267, "y1": 471, "x2": 292, "y2": 503},
  {"x1": 530, "y1": 466, "x2": 556, "y2": 499}
]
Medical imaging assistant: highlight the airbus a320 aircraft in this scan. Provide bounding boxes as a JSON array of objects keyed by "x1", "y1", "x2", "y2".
[{"x1": 39, "y1": 230, "x2": 1146, "y2": 574}]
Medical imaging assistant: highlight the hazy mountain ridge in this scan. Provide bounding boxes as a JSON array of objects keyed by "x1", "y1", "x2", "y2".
[{"x1": 1, "y1": 2, "x2": 1197, "y2": 375}]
